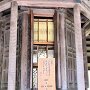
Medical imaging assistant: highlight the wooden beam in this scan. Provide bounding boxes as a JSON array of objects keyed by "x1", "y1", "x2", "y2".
[
  {"x1": 0, "y1": 0, "x2": 11, "y2": 12},
  {"x1": 13, "y1": 0, "x2": 75, "y2": 8},
  {"x1": 74, "y1": 4, "x2": 85, "y2": 90},
  {"x1": 79, "y1": 3, "x2": 90, "y2": 20},
  {"x1": 8, "y1": 1, "x2": 18, "y2": 90}
]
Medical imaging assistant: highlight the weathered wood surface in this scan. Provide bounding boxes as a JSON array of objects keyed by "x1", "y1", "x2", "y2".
[
  {"x1": 54, "y1": 9, "x2": 61, "y2": 89},
  {"x1": 82, "y1": 30, "x2": 89, "y2": 88},
  {"x1": 29, "y1": 9, "x2": 34, "y2": 89},
  {"x1": 74, "y1": 4, "x2": 85, "y2": 90},
  {"x1": 65, "y1": 12, "x2": 77, "y2": 88},
  {"x1": 79, "y1": 4, "x2": 90, "y2": 20},
  {"x1": 0, "y1": 0, "x2": 90, "y2": 21},
  {"x1": 13, "y1": 0, "x2": 76, "y2": 8},
  {"x1": 59, "y1": 9, "x2": 68, "y2": 90},
  {"x1": 13, "y1": 0, "x2": 90, "y2": 20},
  {"x1": 1, "y1": 16, "x2": 10, "y2": 90},
  {"x1": 0, "y1": 0, "x2": 11, "y2": 12},
  {"x1": 21, "y1": 12, "x2": 29, "y2": 90},
  {"x1": 8, "y1": 1, "x2": 18, "y2": 90}
]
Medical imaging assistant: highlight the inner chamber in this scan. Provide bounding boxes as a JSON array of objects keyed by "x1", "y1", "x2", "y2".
[{"x1": 33, "y1": 17, "x2": 54, "y2": 89}]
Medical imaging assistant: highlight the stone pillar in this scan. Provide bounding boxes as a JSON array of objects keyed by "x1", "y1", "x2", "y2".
[
  {"x1": 74, "y1": 4, "x2": 85, "y2": 90},
  {"x1": 8, "y1": 1, "x2": 18, "y2": 90},
  {"x1": 21, "y1": 12, "x2": 29, "y2": 90},
  {"x1": 60, "y1": 9, "x2": 68, "y2": 90}
]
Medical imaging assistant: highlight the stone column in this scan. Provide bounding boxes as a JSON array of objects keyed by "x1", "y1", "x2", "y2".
[
  {"x1": 74, "y1": 4, "x2": 85, "y2": 90},
  {"x1": 8, "y1": 1, "x2": 18, "y2": 90}
]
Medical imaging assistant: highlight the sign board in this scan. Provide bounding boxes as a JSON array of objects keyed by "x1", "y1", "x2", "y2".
[{"x1": 38, "y1": 58, "x2": 56, "y2": 90}]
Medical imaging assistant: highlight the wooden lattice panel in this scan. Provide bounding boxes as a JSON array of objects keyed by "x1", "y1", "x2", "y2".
[
  {"x1": 65, "y1": 12, "x2": 77, "y2": 89},
  {"x1": 0, "y1": 15, "x2": 10, "y2": 90}
]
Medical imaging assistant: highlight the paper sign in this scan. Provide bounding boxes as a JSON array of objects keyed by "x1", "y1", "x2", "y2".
[{"x1": 38, "y1": 58, "x2": 56, "y2": 90}]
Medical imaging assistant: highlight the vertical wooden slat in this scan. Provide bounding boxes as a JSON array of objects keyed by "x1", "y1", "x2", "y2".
[
  {"x1": 29, "y1": 9, "x2": 34, "y2": 90},
  {"x1": 8, "y1": 1, "x2": 18, "y2": 90},
  {"x1": 0, "y1": 16, "x2": 3, "y2": 90},
  {"x1": 74, "y1": 4, "x2": 85, "y2": 90}
]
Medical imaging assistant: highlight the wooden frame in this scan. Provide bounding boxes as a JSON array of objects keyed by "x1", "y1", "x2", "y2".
[{"x1": 0, "y1": 0, "x2": 89, "y2": 90}]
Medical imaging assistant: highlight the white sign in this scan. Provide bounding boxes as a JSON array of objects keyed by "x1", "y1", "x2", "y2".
[{"x1": 38, "y1": 58, "x2": 56, "y2": 90}]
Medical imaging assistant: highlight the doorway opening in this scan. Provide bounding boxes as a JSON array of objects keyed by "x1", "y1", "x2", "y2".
[{"x1": 32, "y1": 17, "x2": 55, "y2": 89}]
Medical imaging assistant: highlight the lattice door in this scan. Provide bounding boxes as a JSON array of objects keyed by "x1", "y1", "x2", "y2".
[{"x1": 65, "y1": 12, "x2": 77, "y2": 89}]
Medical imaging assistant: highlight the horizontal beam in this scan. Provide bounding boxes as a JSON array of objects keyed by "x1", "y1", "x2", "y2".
[
  {"x1": 0, "y1": 0, "x2": 11, "y2": 12},
  {"x1": 13, "y1": 0, "x2": 90, "y2": 20},
  {"x1": 13, "y1": 0, "x2": 75, "y2": 8}
]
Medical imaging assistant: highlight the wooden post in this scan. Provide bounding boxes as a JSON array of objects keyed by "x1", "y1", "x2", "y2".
[
  {"x1": 60, "y1": 9, "x2": 67, "y2": 90},
  {"x1": 21, "y1": 12, "x2": 29, "y2": 90},
  {"x1": 8, "y1": 1, "x2": 18, "y2": 90},
  {"x1": 74, "y1": 4, "x2": 85, "y2": 90},
  {"x1": 54, "y1": 9, "x2": 61, "y2": 89},
  {"x1": 21, "y1": 10, "x2": 34, "y2": 90}
]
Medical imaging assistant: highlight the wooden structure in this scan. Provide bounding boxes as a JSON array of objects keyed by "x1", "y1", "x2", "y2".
[{"x1": 0, "y1": 0, "x2": 89, "y2": 90}]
